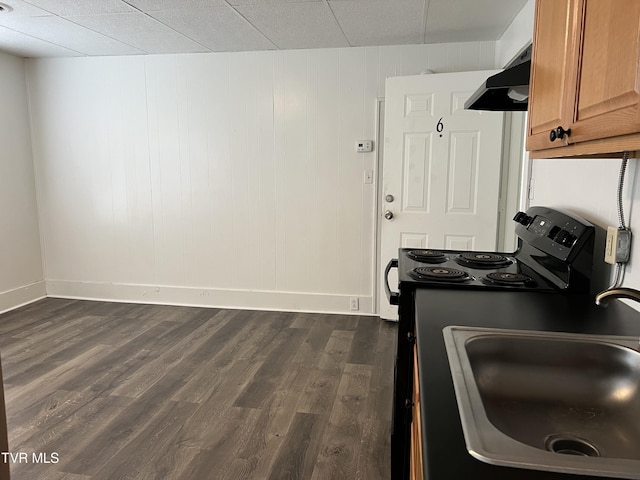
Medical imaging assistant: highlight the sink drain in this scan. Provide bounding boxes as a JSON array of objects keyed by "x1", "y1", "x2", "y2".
[{"x1": 545, "y1": 434, "x2": 600, "y2": 457}]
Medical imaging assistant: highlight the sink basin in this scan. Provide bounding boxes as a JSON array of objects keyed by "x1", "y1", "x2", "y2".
[{"x1": 443, "y1": 326, "x2": 640, "y2": 479}]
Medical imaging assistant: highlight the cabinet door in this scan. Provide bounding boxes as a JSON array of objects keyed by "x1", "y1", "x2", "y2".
[
  {"x1": 570, "y1": 0, "x2": 640, "y2": 144},
  {"x1": 527, "y1": 0, "x2": 581, "y2": 151}
]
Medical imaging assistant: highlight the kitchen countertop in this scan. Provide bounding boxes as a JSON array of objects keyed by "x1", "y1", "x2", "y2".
[{"x1": 414, "y1": 288, "x2": 640, "y2": 480}]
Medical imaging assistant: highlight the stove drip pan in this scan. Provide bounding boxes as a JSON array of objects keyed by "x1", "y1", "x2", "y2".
[
  {"x1": 455, "y1": 253, "x2": 513, "y2": 269},
  {"x1": 407, "y1": 250, "x2": 448, "y2": 264},
  {"x1": 409, "y1": 267, "x2": 472, "y2": 283},
  {"x1": 481, "y1": 272, "x2": 536, "y2": 287}
]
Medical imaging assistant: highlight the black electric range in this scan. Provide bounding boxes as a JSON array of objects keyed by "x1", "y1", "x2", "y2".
[{"x1": 386, "y1": 206, "x2": 596, "y2": 480}]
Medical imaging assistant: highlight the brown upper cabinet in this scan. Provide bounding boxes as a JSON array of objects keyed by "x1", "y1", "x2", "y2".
[{"x1": 527, "y1": 0, "x2": 640, "y2": 158}]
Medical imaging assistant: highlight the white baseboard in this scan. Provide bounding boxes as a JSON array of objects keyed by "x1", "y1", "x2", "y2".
[
  {"x1": 45, "y1": 280, "x2": 374, "y2": 315},
  {"x1": 0, "y1": 281, "x2": 47, "y2": 314}
]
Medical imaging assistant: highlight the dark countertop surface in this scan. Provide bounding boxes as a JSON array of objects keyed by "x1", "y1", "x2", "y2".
[{"x1": 414, "y1": 288, "x2": 640, "y2": 480}]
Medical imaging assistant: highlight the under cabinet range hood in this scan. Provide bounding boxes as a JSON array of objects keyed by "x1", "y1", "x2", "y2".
[{"x1": 465, "y1": 44, "x2": 532, "y2": 111}]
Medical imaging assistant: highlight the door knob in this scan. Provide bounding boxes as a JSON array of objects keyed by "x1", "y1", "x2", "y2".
[{"x1": 384, "y1": 210, "x2": 394, "y2": 220}]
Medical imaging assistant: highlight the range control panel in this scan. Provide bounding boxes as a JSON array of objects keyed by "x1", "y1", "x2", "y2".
[{"x1": 514, "y1": 207, "x2": 594, "y2": 261}]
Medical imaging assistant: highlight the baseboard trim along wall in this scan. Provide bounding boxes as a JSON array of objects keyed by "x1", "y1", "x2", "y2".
[
  {"x1": 45, "y1": 280, "x2": 374, "y2": 315},
  {"x1": 0, "y1": 281, "x2": 47, "y2": 314}
]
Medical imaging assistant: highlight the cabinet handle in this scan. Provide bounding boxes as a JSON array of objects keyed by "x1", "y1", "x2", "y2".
[
  {"x1": 556, "y1": 126, "x2": 571, "y2": 139},
  {"x1": 407, "y1": 332, "x2": 415, "y2": 344},
  {"x1": 405, "y1": 398, "x2": 414, "y2": 409},
  {"x1": 549, "y1": 125, "x2": 572, "y2": 142}
]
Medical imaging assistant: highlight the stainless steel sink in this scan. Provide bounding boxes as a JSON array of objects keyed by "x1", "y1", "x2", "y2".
[{"x1": 443, "y1": 326, "x2": 640, "y2": 479}]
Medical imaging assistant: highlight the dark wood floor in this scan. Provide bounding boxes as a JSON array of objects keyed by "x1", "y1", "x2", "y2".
[{"x1": 0, "y1": 298, "x2": 396, "y2": 480}]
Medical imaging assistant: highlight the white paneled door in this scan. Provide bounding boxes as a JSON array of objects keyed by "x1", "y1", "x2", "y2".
[{"x1": 379, "y1": 72, "x2": 505, "y2": 320}]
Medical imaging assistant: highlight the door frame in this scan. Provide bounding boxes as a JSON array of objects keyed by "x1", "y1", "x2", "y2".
[{"x1": 373, "y1": 97, "x2": 385, "y2": 316}]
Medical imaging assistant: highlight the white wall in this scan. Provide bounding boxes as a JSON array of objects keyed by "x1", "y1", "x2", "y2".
[
  {"x1": 0, "y1": 51, "x2": 45, "y2": 313},
  {"x1": 27, "y1": 42, "x2": 496, "y2": 314},
  {"x1": 495, "y1": 0, "x2": 535, "y2": 67},
  {"x1": 531, "y1": 158, "x2": 640, "y2": 304}
]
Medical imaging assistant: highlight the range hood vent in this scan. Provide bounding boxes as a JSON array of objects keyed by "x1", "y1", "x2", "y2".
[{"x1": 465, "y1": 44, "x2": 532, "y2": 112}]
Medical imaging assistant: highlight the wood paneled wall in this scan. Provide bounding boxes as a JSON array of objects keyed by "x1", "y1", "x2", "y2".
[
  {"x1": 0, "y1": 52, "x2": 45, "y2": 313},
  {"x1": 27, "y1": 43, "x2": 495, "y2": 314}
]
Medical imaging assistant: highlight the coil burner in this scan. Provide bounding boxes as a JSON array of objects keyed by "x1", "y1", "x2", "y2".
[
  {"x1": 409, "y1": 267, "x2": 472, "y2": 283},
  {"x1": 407, "y1": 250, "x2": 448, "y2": 264},
  {"x1": 481, "y1": 272, "x2": 536, "y2": 287},
  {"x1": 455, "y1": 252, "x2": 513, "y2": 269}
]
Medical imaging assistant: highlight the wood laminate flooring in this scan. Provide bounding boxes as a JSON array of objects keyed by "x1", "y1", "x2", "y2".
[{"x1": 0, "y1": 298, "x2": 397, "y2": 480}]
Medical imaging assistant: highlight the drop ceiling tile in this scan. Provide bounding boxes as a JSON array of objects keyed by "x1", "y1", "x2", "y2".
[
  {"x1": 0, "y1": 0, "x2": 531, "y2": 58},
  {"x1": 329, "y1": 0, "x2": 425, "y2": 46},
  {"x1": 0, "y1": 24, "x2": 82, "y2": 56},
  {"x1": 424, "y1": 0, "x2": 528, "y2": 43},
  {"x1": 235, "y1": 2, "x2": 348, "y2": 49},
  {"x1": 66, "y1": 12, "x2": 208, "y2": 54},
  {"x1": 150, "y1": 6, "x2": 275, "y2": 51},
  {"x1": 229, "y1": 0, "x2": 319, "y2": 4},
  {"x1": 0, "y1": 14, "x2": 144, "y2": 55},
  {"x1": 22, "y1": 0, "x2": 136, "y2": 16},
  {"x1": 0, "y1": 0, "x2": 51, "y2": 16},
  {"x1": 123, "y1": 0, "x2": 227, "y2": 11}
]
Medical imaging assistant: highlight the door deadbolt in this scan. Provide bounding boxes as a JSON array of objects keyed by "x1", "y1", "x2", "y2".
[{"x1": 385, "y1": 194, "x2": 395, "y2": 202}]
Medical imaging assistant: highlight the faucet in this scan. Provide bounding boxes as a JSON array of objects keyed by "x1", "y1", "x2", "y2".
[{"x1": 595, "y1": 287, "x2": 640, "y2": 306}]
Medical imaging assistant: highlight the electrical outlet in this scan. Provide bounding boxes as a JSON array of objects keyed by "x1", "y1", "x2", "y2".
[
  {"x1": 350, "y1": 297, "x2": 359, "y2": 311},
  {"x1": 605, "y1": 227, "x2": 616, "y2": 264}
]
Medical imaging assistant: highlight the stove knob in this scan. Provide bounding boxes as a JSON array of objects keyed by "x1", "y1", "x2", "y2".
[
  {"x1": 513, "y1": 211, "x2": 532, "y2": 226},
  {"x1": 553, "y1": 229, "x2": 576, "y2": 247},
  {"x1": 563, "y1": 233, "x2": 577, "y2": 247}
]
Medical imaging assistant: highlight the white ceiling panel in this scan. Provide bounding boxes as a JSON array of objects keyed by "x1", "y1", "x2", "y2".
[
  {"x1": 66, "y1": 12, "x2": 208, "y2": 54},
  {"x1": 0, "y1": 14, "x2": 144, "y2": 55},
  {"x1": 0, "y1": 24, "x2": 81, "y2": 56},
  {"x1": 0, "y1": 0, "x2": 531, "y2": 58},
  {"x1": 229, "y1": 0, "x2": 320, "y2": 4},
  {"x1": 424, "y1": 0, "x2": 528, "y2": 43},
  {"x1": 329, "y1": 0, "x2": 425, "y2": 46},
  {"x1": 123, "y1": 0, "x2": 228, "y2": 11},
  {"x1": 22, "y1": 0, "x2": 136, "y2": 16},
  {"x1": 1, "y1": 0, "x2": 50, "y2": 17},
  {"x1": 236, "y1": 2, "x2": 348, "y2": 49},
  {"x1": 149, "y1": 6, "x2": 275, "y2": 52}
]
